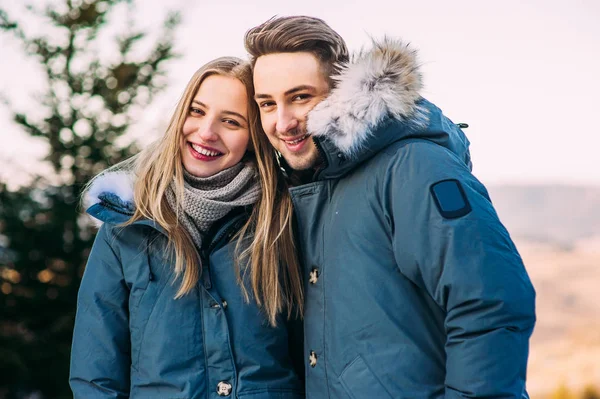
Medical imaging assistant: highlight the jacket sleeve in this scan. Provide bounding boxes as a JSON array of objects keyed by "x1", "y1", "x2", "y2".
[
  {"x1": 70, "y1": 224, "x2": 131, "y2": 398},
  {"x1": 386, "y1": 142, "x2": 536, "y2": 398}
]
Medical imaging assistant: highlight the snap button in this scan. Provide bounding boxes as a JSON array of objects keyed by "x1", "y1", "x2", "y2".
[
  {"x1": 216, "y1": 381, "x2": 232, "y2": 396},
  {"x1": 222, "y1": 300, "x2": 228, "y2": 309},
  {"x1": 309, "y1": 268, "x2": 319, "y2": 284},
  {"x1": 309, "y1": 350, "x2": 317, "y2": 367}
]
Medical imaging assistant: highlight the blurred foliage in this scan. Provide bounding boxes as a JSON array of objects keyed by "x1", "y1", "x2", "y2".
[
  {"x1": 548, "y1": 384, "x2": 600, "y2": 399},
  {"x1": 552, "y1": 384, "x2": 576, "y2": 399},
  {"x1": 582, "y1": 385, "x2": 600, "y2": 399},
  {"x1": 0, "y1": 1, "x2": 179, "y2": 398}
]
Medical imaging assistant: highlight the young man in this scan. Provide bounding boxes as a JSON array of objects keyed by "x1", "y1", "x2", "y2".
[{"x1": 245, "y1": 16, "x2": 535, "y2": 399}]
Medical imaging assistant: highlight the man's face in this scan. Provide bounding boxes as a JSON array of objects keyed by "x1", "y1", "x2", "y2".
[{"x1": 253, "y1": 52, "x2": 330, "y2": 171}]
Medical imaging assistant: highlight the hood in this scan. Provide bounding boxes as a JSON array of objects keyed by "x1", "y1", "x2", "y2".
[
  {"x1": 84, "y1": 171, "x2": 137, "y2": 225},
  {"x1": 307, "y1": 37, "x2": 472, "y2": 179}
]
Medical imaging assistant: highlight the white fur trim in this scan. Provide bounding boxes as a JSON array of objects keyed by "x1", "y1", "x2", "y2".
[
  {"x1": 84, "y1": 171, "x2": 135, "y2": 210},
  {"x1": 307, "y1": 37, "x2": 423, "y2": 156}
]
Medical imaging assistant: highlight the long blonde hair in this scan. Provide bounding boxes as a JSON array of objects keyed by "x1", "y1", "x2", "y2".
[
  {"x1": 87, "y1": 56, "x2": 303, "y2": 326},
  {"x1": 125, "y1": 57, "x2": 255, "y2": 298},
  {"x1": 235, "y1": 126, "x2": 304, "y2": 325}
]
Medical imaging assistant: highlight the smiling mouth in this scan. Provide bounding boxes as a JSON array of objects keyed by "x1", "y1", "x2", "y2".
[
  {"x1": 283, "y1": 133, "x2": 310, "y2": 145},
  {"x1": 189, "y1": 143, "x2": 223, "y2": 157}
]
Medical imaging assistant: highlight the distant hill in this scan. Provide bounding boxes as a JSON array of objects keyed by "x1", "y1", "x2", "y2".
[
  {"x1": 487, "y1": 185, "x2": 600, "y2": 246},
  {"x1": 516, "y1": 239, "x2": 600, "y2": 397},
  {"x1": 485, "y1": 185, "x2": 600, "y2": 397}
]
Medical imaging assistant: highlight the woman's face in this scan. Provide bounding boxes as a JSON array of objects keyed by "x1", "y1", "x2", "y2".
[{"x1": 180, "y1": 74, "x2": 250, "y2": 178}]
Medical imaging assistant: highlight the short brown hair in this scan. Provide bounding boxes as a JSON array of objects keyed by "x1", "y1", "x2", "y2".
[{"x1": 244, "y1": 16, "x2": 349, "y2": 86}]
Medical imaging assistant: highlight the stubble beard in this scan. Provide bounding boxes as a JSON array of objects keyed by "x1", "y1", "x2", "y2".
[
  {"x1": 279, "y1": 126, "x2": 320, "y2": 171},
  {"x1": 285, "y1": 141, "x2": 320, "y2": 171}
]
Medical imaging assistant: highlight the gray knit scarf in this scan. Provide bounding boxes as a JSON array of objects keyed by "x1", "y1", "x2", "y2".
[{"x1": 165, "y1": 162, "x2": 260, "y2": 250}]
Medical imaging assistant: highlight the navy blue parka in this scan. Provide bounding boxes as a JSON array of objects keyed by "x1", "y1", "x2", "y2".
[
  {"x1": 290, "y1": 38, "x2": 536, "y2": 399},
  {"x1": 70, "y1": 173, "x2": 305, "y2": 399}
]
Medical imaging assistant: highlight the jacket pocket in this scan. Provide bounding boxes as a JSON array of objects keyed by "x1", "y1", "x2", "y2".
[{"x1": 339, "y1": 355, "x2": 393, "y2": 399}]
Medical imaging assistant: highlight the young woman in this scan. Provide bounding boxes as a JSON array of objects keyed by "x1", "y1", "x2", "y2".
[{"x1": 70, "y1": 57, "x2": 304, "y2": 399}]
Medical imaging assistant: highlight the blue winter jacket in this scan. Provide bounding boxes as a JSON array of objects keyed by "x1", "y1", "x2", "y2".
[
  {"x1": 70, "y1": 173, "x2": 305, "y2": 399},
  {"x1": 289, "y1": 38, "x2": 536, "y2": 398}
]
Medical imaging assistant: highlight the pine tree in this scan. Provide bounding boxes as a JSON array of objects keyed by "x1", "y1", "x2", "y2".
[{"x1": 0, "y1": 1, "x2": 179, "y2": 397}]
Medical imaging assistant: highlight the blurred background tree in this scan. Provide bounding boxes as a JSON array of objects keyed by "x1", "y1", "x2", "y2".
[
  {"x1": 582, "y1": 386, "x2": 600, "y2": 399},
  {"x1": 551, "y1": 384, "x2": 576, "y2": 399},
  {"x1": 548, "y1": 384, "x2": 600, "y2": 399},
  {"x1": 0, "y1": 1, "x2": 179, "y2": 398}
]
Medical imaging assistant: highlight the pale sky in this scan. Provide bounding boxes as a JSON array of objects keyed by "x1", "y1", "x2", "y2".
[{"x1": 1, "y1": 0, "x2": 599, "y2": 187}]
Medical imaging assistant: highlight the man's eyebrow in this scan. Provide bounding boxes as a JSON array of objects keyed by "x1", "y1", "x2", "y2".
[
  {"x1": 284, "y1": 85, "x2": 316, "y2": 96},
  {"x1": 192, "y1": 100, "x2": 247, "y2": 123},
  {"x1": 254, "y1": 85, "x2": 316, "y2": 100}
]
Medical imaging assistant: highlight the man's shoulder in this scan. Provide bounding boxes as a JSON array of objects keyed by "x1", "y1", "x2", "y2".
[
  {"x1": 364, "y1": 139, "x2": 480, "y2": 200},
  {"x1": 379, "y1": 138, "x2": 468, "y2": 173},
  {"x1": 381, "y1": 136, "x2": 456, "y2": 157}
]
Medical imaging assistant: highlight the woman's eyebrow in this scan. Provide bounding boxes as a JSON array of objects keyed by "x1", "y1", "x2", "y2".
[
  {"x1": 222, "y1": 110, "x2": 247, "y2": 123},
  {"x1": 192, "y1": 100, "x2": 247, "y2": 123}
]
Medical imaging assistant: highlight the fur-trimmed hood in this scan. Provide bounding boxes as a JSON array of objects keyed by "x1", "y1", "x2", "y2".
[
  {"x1": 84, "y1": 171, "x2": 136, "y2": 225},
  {"x1": 85, "y1": 171, "x2": 135, "y2": 210},
  {"x1": 307, "y1": 37, "x2": 471, "y2": 179}
]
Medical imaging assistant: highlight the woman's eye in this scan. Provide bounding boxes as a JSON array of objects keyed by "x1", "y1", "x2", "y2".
[
  {"x1": 223, "y1": 119, "x2": 241, "y2": 127},
  {"x1": 189, "y1": 107, "x2": 204, "y2": 115}
]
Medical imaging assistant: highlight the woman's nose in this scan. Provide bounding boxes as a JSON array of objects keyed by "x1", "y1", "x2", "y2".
[{"x1": 197, "y1": 119, "x2": 219, "y2": 142}]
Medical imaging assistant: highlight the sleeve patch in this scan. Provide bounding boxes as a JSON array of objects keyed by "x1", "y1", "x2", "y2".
[{"x1": 430, "y1": 179, "x2": 472, "y2": 219}]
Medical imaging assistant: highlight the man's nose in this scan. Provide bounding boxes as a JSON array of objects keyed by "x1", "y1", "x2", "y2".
[{"x1": 276, "y1": 107, "x2": 299, "y2": 134}]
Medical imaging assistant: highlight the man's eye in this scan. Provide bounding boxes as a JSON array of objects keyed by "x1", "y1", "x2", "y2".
[
  {"x1": 292, "y1": 94, "x2": 311, "y2": 101},
  {"x1": 259, "y1": 101, "x2": 275, "y2": 108}
]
